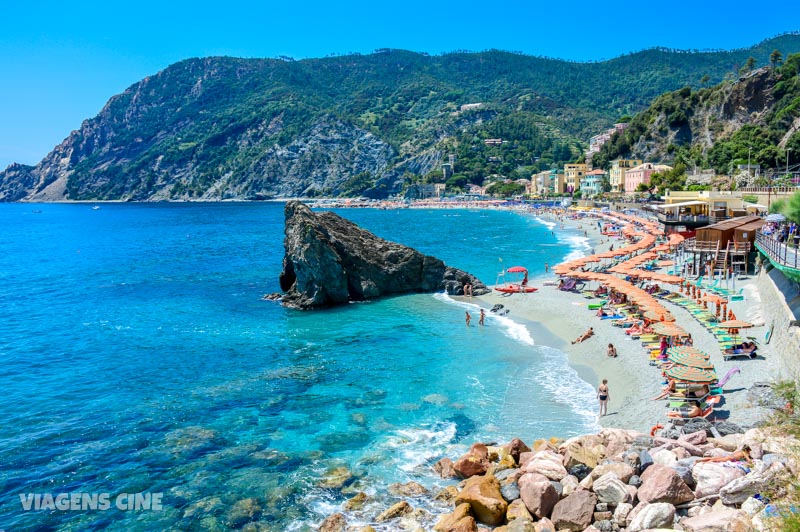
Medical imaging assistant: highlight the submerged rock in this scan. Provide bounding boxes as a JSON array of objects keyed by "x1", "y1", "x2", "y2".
[{"x1": 278, "y1": 201, "x2": 488, "y2": 309}]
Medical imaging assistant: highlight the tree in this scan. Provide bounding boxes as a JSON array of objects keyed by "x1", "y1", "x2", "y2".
[
  {"x1": 770, "y1": 49, "x2": 783, "y2": 67},
  {"x1": 783, "y1": 191, "x2": 800, "y2": 224},
  {"x1": 700, "y1": 74, "x2": 710, "y2": 87},
  {"x1": 740, "y1": 57, "x2": 756, "y2": 75}
]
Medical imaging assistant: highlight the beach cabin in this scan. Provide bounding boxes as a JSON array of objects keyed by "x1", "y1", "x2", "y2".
[
  {"x1": 734, "y1": 220, "x2": 766, "y2": 246},
  {"x1": 695, "y1": 216, "x2": 762, "y2": 248}
]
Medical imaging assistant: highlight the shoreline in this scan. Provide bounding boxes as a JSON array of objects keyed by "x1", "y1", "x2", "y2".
[{"x1": 460, "y1": 208, "x2": 785, "y2": 433}]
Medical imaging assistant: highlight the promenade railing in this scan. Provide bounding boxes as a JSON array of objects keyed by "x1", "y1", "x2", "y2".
[{"x1": 755, "y1": 230, "x2": 800, "y2": 270}]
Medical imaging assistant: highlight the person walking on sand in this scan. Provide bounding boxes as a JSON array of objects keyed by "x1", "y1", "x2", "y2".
[
  {"x1": 465, "y1": 311, "x2": 471, "y2": 327},
  {"x1": 479, "y1": 309, "x2": 485, "y2": 326},
  {"x1": 598, "y1": 379, "x2": 609, "y2": 417}
]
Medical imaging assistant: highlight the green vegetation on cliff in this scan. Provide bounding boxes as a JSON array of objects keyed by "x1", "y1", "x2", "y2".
[{"x1": 3, "y1": 34, "x2": 800, "y2": 201}]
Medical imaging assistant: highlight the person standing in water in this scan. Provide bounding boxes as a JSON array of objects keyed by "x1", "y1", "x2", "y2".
[
  {"x1": 598, "y1": 379, "x2": 610, "y2": 417},
  {"x1": 479, "y1": 309, "x2": 486, "y2": 326},
  {"x1": 465, "y1": 311, "x2": 472, "y2": 327}
]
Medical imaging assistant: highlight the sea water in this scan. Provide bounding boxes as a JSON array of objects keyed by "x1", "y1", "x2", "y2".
[{"x1": 0, "y1": 203, "x2": 597, "y2": 530}]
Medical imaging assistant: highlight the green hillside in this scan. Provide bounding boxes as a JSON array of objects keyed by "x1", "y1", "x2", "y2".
[{"x1": 2, "y1": 33, "x2": 800, "y2": 201}]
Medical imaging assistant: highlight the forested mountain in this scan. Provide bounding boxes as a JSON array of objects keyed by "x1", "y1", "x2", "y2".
[
  {"x1": 592, "y1": 52, "x2": 800, "y2": 188},
  {"x1": 3, "y1": 34, "x2": 800, "y2": 201}
]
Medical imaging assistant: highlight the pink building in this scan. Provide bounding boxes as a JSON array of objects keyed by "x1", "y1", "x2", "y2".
[{"x1": 624, "y1": 163, "x2": 672, "y2": 193}]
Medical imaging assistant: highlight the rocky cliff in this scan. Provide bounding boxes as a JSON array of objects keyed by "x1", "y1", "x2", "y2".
[
  {"x1": 4, "y1": 36, "x2": 800, "y2": 202},
  {"x1": 278, "y1": 201, "x2": 488, "y2": 309}
]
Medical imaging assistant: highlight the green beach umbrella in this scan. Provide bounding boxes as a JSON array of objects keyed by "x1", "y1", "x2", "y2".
[
  {"x1": 667, "y1": 352, "x2": 715, "y2": 370},
  {"x1": 651, "y1": 322, "x2": 688, "y2": 337},
  {"x1": 666, "y1": 346, "x2": 709, "y2": 358},
  {"x1": 665, "y1": 365, "x2": 717, "y2": 383}
]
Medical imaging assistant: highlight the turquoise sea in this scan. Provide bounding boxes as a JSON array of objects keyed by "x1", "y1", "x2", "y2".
[{"x1": 0, "y1": 203, "x2": 598, "y2": 530}]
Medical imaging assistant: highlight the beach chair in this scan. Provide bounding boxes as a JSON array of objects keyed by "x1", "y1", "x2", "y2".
[{"x1": 667, "y1": 405, "x2": 714, "y2": 420}]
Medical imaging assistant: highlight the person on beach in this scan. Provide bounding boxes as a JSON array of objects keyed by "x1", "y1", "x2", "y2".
[
  {"x1": 697, "y1": 444, "x2": 752, "y2": 464},
  {"x1": 684, "y1": 334, "x2": 693, "y2": 347},
  {"x1": 652, "y1": 378, "x2": 677, "y2": 400},
  {"x1": 607, "y1": 343, "x2": 618, "y2": 358},
  {"x1": 463, "y1": 283, "x2": 472, "y2": 297},
  {"x1": 571, "y1": 327, "x2": 594, "y2": 344},
  {"x1": 597, "y1": 379, "x2": 609, "y2": 416},
  {"x1": 479, "y1": 309, "x2": 485, "y2": 326},
  {"x1": 465, "y1": 311, "x2": 471, "y2": 327}
]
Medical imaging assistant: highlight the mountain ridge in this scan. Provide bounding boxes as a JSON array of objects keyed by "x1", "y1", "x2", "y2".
[{"x1": 3, "y1": 33, "x2": 800, "y2": 201}]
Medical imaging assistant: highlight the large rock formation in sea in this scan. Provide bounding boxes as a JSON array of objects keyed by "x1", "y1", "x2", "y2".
[{"x1": 278, "y1": 201, "x2": 488, "y2": 309}]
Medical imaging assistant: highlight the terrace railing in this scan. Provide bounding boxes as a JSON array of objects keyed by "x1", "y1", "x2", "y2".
[{"x1": 755, "y1": 230, "x2": 800, "y2": 270}]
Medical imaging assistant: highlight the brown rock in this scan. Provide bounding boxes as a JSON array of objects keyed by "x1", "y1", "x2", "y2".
[
  {"x1": 343, "y1": 492, "x2": 367, "y2": 511},
  {"x1": 518, "y1": 472, "x2": 558, "y2": 519},
  {"x1": 591, "y1": 461, "x2": 635, "y2": 483},
  {"x1": 503, "y1": 438, "x2": 532, "y2": 466},
  {"x1": 454, "y1": 443, "x2": 490, "y2": 478},
  {"x1": 375, "y1": 500, "x2": 412, "y2": 522},
  {"x1": 388, "y1": 481, "x2": 428, "y2": 497},
  {"x1": 692, "y1": 462, "x2": 746, "y2": 499},
  {"x1": 551, "y1": 490, "x2": 597, "y2": 531},
  {"x1": 506, "y1": 499, "x2": 533, "y2": 522},
  {"x1": 593, "y1": 510, "x2": 613, "y2": 521},
  {"x1": 434, "y1": 503, "x2": 477, "y2": 532},
  {"x1": 454, "y1": 474, "x2": 508, "y2": 526},
  {"x1": 434, "y1": 485, "x2": 460, "y2": 504},
  {"x1": 435, "y1": 457, "x2": 459, "y2": 479},
  {"x1": 533, "y1": 517, "x2": 556, "y2": 531},
  {"x1": 318, "y1": 512, "x2": 346, "y2": 532},
  {"x1": 638, "y1": 464, "x2": 694, "y2": 505},
  {"x1": 680, "y1": 508, "x2": 753, "y2": 531},
  {"x1": 679, "y1": 430, "x2": 708, "y2": 446},
  {"x1": 561, "y1": 436, "x2": 606, "y2": 469}
]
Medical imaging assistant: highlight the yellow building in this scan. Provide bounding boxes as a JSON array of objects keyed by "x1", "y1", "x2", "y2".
[
  {"x1": 564, "y1": 163, "x2": 588, "y2": 193},
  {"x1": 609, "y1": 159, "x2": 642, "y2": 192}
]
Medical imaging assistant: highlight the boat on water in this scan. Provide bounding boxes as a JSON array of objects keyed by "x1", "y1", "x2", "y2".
[
  {"x1": 92, "y1": 205, "x2": 101, "y2": 210},
  {"x1": 495, "y1": 266, "x2": 538, "y2": 294}
]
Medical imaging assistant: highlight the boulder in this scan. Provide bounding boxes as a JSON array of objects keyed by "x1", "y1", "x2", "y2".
[
  {"x1": 500, "y1": 481, "x2": 520, "y2": 502},
  {"x1": 719, "y1": 461, "x2": 787, "y2": 505},
  {"x1": 435, "y1": 485, "x2": 460, "y2": 504},
  {"x1": 523, "y1": 450, "x2": 567, "y2": 481},
  {"x1": 710, "y1": 434, "x2": 744, "y2": 452},
  {"x1": 692, "y1": 462, "x2": 746, "y2": 499},
  {"x1": 637, "y1": 464, "x2": 694, "y2": 505},
  {"x1": 591, "y1": 462, "x2": 635, "y2": 483},
  {"x1": 279, "y1": 201, "x2": 488, "y2": 309},
  {"x1": 612, "y1": 502, "x2": 633, "y2": 527},
  {"x1": 568, "y1": 464, "x2": 591, "y2": 481},
  {"x1": 627, "y1": 502, "x2": 675, "y2": 531},
  {"x1": 561, "y1": 475, "x2": 580, "y2": 497},
  {"x1": 592, "y1": 473, "x2": 629, "y2": 504},
  {"x1": 503, "y1": 438, "x2": 532, "y2": 465},
  {"x1": 454, "y1": 443, "x2": 490, "y2": 478},
  {"x1": 375, "y1": 501, "x2": 412, "y2": 522},
  {"x1": 518, "y1": 473, "x2": 558, "y2": 519},
  {"x1": 533, "y1": 517, "x2": 556, "y2": 532},
  {"x1": 389, "y1": 481, "x2": 428, "y2": 497},
  {"x1": 741, "y1": 496, "x2": 766, "y2": 516},
  {"x1": 561, "y1": 436, "x2": 606, "y2": 469},
  {"x1": 454, "y1": 474, "x2": 508, "y2": 526},
  {"x1": 550, "y1": 490, "x2": 597, "y2": 531},
  {"x1": 226, "y1": 498, "x2": 262, "y2": 528},
  {"x1": 318, "y1": 512, "x2": 346, "y2": 532},
  {"x1": 650, "y1": 448, "x2": 678, "y2": 467},
  {"x1": 506, "y1": 499, "x2": 533, "y2": 522},
  {"x1": 343, "y1": 492, "x2": 368, "y2": 511},
  {"x1": 434, "y1": 458, "x2": 459, "y2": 479},
  {"x1": 504, "y1": 519, "x2": 535, "y2": 532},
  {"x1": 679, "y1": 508, "x2": 753, "y2": 531},
  {"x1": 433, "y1": 503, "x2": 477, "y2": 532},
  {"x1": 679, "y1": 430, "x2": 708, "y2": 446}
]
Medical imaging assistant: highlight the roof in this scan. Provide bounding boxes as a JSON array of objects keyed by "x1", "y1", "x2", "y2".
[
  {"x1": 653, "y1": 201, "x2": 706, "y2": 209},
  {"x1": 701, "y1": 215, "x2": 762, "y2": 231},
  {"x1": 735, "y1": 220, "x2": 766, "y2": 231}
]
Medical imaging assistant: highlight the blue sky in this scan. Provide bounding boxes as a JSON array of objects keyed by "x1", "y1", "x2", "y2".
[{"x1": 1, "y1": 1, "x2": 798, "y2": 170}]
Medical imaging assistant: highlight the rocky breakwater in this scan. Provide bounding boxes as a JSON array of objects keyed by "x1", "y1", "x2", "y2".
[
  {"x1": 318, "y1": 424, "x2": 799, "y2": 531},
  {"x1": 278, "y1": 201, "x2": 488, "y2": 309}
]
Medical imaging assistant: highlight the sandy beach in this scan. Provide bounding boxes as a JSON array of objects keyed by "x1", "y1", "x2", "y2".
[{"x1": 468, "y1": 210, "x2": 787, "y2": 434}]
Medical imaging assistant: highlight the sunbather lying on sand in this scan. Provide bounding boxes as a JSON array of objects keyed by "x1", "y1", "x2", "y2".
[
  {"x1": 571, "y1": 327, "x2": 594, "y2": 344},
  {"x1": 667, "y1": 402, "x2": 704, "y2": 419},
  {"x1": 697, "y1": 445, "x2": 751, "y2": 464},
  {"x1": 652, "y1": 378, "x2": 676, "y2": 400}
]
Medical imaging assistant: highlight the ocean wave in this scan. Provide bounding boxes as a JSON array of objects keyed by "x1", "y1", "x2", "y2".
[
  {"x1": 533, "y1": 345, "x2": 600, "y2": 432},
  {"x1": 433, "y1": 292, "x2": 534, "y2": 346}
]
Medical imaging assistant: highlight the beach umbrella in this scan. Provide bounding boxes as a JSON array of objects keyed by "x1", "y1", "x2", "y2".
[
  {"x1": 643, "y1": 310, "x2": 674, "y2": 322},
  {"x1": 715, "y1": 319, "x2": 753, "y2": 344},
  {"x1": 652, "y1": 322, "x2": 688, "y2": 337},
  {"x1": 665, "y1": 365, "x2": 718, "y2": 383},
  {"x1": 667, "y1": 352, "x2": 715, "y2": 370},
  {"x1": 667, "y1": 346, "x2": 709, "y2": 358}
]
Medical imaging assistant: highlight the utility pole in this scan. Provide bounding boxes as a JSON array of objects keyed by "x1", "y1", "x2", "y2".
[
  {"x1": 788, "y1": 148, "x2": 793, "y2": 175},
  {"x1": 748, "y1": 146, "x2": 752, "y2": 176}
]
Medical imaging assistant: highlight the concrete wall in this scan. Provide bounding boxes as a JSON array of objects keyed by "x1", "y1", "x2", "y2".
[{"x1": 757, "y1": 266, "x2": 800, "y2": 377}]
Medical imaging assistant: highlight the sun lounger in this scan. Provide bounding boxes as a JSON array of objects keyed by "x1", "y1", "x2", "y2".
[{"x1": 667, "y1": 405, "x2": 714, "y2": 419}]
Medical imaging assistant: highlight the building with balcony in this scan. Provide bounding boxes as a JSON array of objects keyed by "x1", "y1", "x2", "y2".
[
  {"x1": 654, "y1": 190, "x2": 748, "y2": 228},
  {"x1": 581, "y1": 169, "x2": 608, "y2": 197},
  {"x1": 564, "y1": 163, "x2": 588, "y2": 193},
  {"x1": 624, "y1": 163, "x2": 672, "y2": 193},
  {"x1": 609, "y1": 159, "x2": 641, "y2": 192}
]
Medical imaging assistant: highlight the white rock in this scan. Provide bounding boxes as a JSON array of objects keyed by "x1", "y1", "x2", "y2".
[
  {"x1": 741, "y1": 496, "x2": 766, "y2": 516},
  {"x1": 627, "y1": 502, "x2": 676, "y2": 531},
  {"x1": 651, "y1": 448, "x2": 678, "y2": 468},
  {"x1": 692, "y1": 462, "x2": 746, "y2": 499},
  {"x1": 613, "y1": 502, "x2": 633, "y2": 527},
  {"x1": 593, "y1": 472, "x2": 629, "y2": 504}
]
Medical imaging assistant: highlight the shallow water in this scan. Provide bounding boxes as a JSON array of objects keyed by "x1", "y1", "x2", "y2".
[{"x1": 0, "y1": 203, "x2": 597, "y2": 530}]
